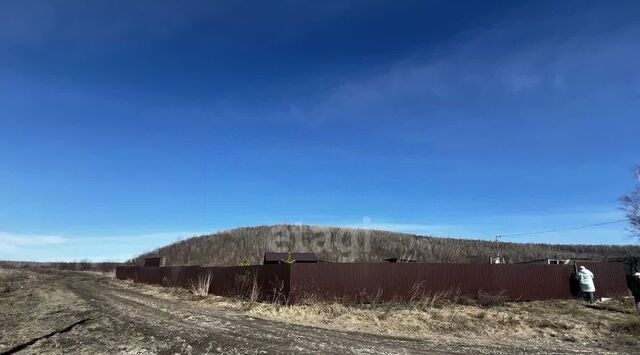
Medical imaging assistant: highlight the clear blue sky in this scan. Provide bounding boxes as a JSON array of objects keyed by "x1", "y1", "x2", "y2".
[{"x1": 1, "y1": 1, "x2": 639, "y2": 261}]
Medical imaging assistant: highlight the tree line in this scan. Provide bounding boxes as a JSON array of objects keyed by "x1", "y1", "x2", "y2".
[{"x1": 135, "y1": 225, "x2": 640, "y2": 266}]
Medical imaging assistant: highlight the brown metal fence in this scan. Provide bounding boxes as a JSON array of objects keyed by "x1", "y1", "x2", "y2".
[
  {"x1": 289, "y1": 262, "x2": 629, "y2": 301},
  {"x1": 116, "y1": 264, "x2": 289, "y2": 300},
  {"x1": 116, "y1": 262, "x2": 629, "y2": 302}
]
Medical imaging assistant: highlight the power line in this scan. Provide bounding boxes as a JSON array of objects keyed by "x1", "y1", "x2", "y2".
[{"x1": 497, "y1": 219, "x2": 627, "y2": 239}]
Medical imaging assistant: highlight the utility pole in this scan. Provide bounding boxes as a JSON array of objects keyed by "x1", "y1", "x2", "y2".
[{"x1": 490, "y1": 235, "x2": 504, "y2": 264}]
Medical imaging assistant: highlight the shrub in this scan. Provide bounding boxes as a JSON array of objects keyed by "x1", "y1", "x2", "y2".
[
  {"x1": 476, "y1": 290, "x2": 507, "y2": 308},
  {"x1": 189, "y1": 271, "x2": 213, "y2": 297},
  {"x1": 239, "y1": 258, "x2": 251, "y2": 266},
  {"x1": 408, "y1": 282, "x2": 466, "y2": 310},
  {"x1": 279, "y1": 252, "x2": 296, "y2": 264}
]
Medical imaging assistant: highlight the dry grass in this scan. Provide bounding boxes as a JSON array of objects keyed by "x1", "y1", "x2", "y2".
[
  {"x1": 242, "y1": 296, "x2": 640, "y2": 352},
  {"x1": 233, "y1": 272, "x2": 260, "y2": 310},
  {"x1": 610, "y1": 318, "x2": 640, "y2": 335},
  {"x1": 189, "y1": 272, "x2": 213, "y2": 297}
]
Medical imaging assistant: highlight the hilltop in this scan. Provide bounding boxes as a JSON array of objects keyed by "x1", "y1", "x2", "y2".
[{"x1": 135, "y1": 225, "x2": 640, "y2": 266}]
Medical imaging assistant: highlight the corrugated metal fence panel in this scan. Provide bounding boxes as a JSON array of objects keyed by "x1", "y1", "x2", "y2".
[
  {"x1": 287, "y1": 263, "x2": 396, "y2": 301},
  {"x1": 136, "y1": 266, "x2": 164, "y2": 285},
  {"x1": 203, "y1": 264, "x2": 289, "y2": 299},
  {"x1": 162, "y1": 266, "x2": 201, "y2": 287},
  {"x1": 396, "y1": 263, "x2": 477, "y2": 298},
  {"x1": 115, "y1": 264, "x2": 289, "y2": 300},
  {"x1": 485, "y1": 264, "x2": 573, "y2": 300},
  {"x1": 115, "y1": 266, "x2": 141, "y2": 281}
]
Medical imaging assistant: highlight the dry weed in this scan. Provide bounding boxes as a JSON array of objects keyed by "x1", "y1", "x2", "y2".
[
  {"x1": 189, "y1": 271, "x2": 213, "y2": 297},
  {"x1": 610, "y1": 318, "x2": 640, "y2": 335},
  {"x1": 476, "y1": 290, "x2": 507, "y2": 308},
  {"x1": 233, "y1": 271, "x2": 262, "y2": 309}
]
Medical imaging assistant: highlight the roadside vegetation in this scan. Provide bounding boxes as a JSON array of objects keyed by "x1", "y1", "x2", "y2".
[{"x1": 243, "y1": 297, "x2": 640, "y2": 348}]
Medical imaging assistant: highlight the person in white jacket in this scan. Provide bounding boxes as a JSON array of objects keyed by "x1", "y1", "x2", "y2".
[
  {"x1": 630, "y1": 272, "x2": 640, "y2": 317},
  {"x1": 576, "y1": 266, "x2": 596, "y2": 304}
]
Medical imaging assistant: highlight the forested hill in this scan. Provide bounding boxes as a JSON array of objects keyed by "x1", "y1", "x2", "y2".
[{"x1": 134, "y1": 225, "x2": 640, "y2": 266}]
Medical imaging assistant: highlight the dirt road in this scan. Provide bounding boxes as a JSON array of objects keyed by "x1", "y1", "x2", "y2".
[{"x1": 1, "y1": 269, "x2": 462, "y2": 354}]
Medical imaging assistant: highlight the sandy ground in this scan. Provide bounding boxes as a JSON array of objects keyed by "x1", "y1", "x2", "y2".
[{"x1": 1, "y1": 268, "x2": 638, "y2": 354}]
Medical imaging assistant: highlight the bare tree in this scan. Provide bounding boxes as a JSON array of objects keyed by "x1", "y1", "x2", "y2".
[{"x1": 621, "y1": 166, "x2": 640, "y2": 239}]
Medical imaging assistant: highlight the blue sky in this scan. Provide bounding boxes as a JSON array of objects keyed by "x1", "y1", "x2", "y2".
[{"x1": 1, "y1": 1, "x2": 639, "y2": 261}]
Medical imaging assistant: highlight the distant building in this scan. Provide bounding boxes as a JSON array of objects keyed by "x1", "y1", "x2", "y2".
[
  {"x1": 263, "y1": 252, "x2": 319, "y2": 265},
  {"x1": 143, "y1": 257, "x2": 165, "y2": 267}
]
